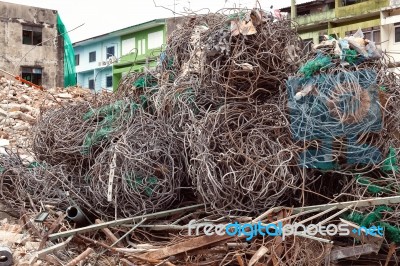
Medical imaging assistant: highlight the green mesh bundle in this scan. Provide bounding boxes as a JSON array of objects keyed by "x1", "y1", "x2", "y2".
[
  {"x1": 56, "y1": 14, "x2": 76, "y2": 87},
  {"x1": 81, "y1": 101, "x2": 141, "y2": 154},
  {"x1": 133, "y1": 74, "x2": 158, "y2": 89},
  {"x1": 82, "y1": 127, "x2": 113, "y2": 155},
  {"x1": 343, "y1": 49, "x2": 359, "y2": 64},
  {"x1": 381, "y1": 147, "x2": 399, "y2": 173},
  {"x1": 124, "y1": 173, "x2": 158, "y2": 197},
  {"x1": 355, "y1": 175, "x2": 391, "y2": 194},
  {"x1": 298, "y1": 55, "x2": 331, "y2": 78},
  {"x1": 83, "y1": 100, "x2": 128, "y2": 121},
  {"x1": 345, "y1": 206, "x2": 400, "y2": 243}
]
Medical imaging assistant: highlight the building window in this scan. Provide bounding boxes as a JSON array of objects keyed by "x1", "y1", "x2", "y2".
[
  {"x1": 106, "y1": 46, "x2": 115, "y2": 58},
  {"x1": 122, "y1": 38, "x2": 136, "y2": 55},
  {"x1": 88, "y1": 79, "x2": 94, "y2": 90},
  {"x1": 362, "y1": 27, "x2": 380, "y2": 43},
  {"x1": 395, "y1": 25, "x2": 400, "y2": 43},
  {"x1": 341, "y1": 0, "x2": 363, "y2": 7},
  {"x1": 22, "y1": 25, "x2": 42, "y2": 45},
  {"x1": 302, "y1": 38, "x2": 313, "y2": 54},
  {"x1": 297, "y1": 10, "x2": 310, "y2": 16},
  {"x1": 148, "y1": 31, "x2": 163, "y2": 49},
  {"x1": 89, "y1": 51, "x2": 96, "y2": 62},
  {"x1": 138, "y1": 39, "x2": 146, "y2": 55},
  {"x1": 21, "y1": 67, "x2": 42, "y2": 86},
  {"x1": 75, "y1": 54, "x2": 80, "y2": 66},
  {"x1": 346, "y1": 27, "x2": 380, "y2": 43},
  {"x1": 106, "y1": 76, "x2": 112, "y2": 87}
]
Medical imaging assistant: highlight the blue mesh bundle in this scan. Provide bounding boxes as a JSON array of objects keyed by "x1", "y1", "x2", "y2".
[{"x1": 287, "y1": 70, "x2": 382, "y2": 169}]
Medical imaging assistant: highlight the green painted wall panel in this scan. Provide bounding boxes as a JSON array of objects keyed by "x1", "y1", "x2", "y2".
[
  {"x1": 112, "y1": 24, "x2": 166, "y2": 91},
  {"x1": 329, "y1": 18, "x2": 381, "y2": 37},
  {"x1": 296, "y1": 9, "x2": 335, "y2": 26},
  {"x1": 336, "y1": 0, "x2": 388, "y2": 19}
]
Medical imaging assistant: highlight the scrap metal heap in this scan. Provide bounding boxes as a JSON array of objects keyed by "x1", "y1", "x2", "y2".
[{"x1": 0, "y1": 8, "x2": 399, "y2": 266}]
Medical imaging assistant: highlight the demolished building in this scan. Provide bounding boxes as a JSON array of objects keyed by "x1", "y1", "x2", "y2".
[{"x1": 0, "y1": 1, "x2": 65, "y2": 88}]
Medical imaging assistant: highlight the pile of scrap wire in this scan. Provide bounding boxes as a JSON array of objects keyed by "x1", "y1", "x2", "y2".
[
  {"x1": 0, "y1": 7, "x2": 399, "y2": 265},
  {"x1": 0, "y1": 8, "x2": 309, "y2": 219}
]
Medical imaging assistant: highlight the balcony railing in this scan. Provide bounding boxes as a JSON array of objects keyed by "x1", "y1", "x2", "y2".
[
  {"x1": 295, "y1": 9, "x2": 335, "y2": 26},
  {"x1": 114, "y1": 48, "x2": 162, "y2": 67},
  {"x1": 336, "y1": 0, "x2": 389, "y2": 18}
]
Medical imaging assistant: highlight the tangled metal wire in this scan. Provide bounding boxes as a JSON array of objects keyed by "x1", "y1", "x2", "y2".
[
  {"x1": 86, "y1": 109, "x2": 186, "y2": 218},
  {"x1": 161, "y1": 10, "x2": 302, "y2": 104},
  {"x1": 187, "y1": 100, "x2": 302, "y2": 214},
  {"x1": 32, "y1": 102, "x2": 96, "y2": 175},
  {"x1": 1, "y1": 8, "x2": 399, "y2": 222},
  {"x1": 0, "y1": 150, "x2": 95, "y2": 217}
]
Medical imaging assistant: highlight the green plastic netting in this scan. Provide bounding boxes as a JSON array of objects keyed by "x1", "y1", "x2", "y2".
[
  {"x1": 56, "y1": 14, "x2": 76, "y2": 87},
  {"x1": 81, "y1": 101, "x2": 141, "y2": 154},
  {"x1": 298, "y1": 55, "x2": 332, "y2": 78},
  {"x1": 345, "y1": 206, "x2": 400, "y2": 243}
]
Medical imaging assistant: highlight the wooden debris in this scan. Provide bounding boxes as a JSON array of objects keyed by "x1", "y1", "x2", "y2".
[
  {"x1": 144, "y1": 234, "x2": 233, "y2": 260},
  {"x1": 65, "y1": 247, "x2": 94, "y2": 266},
  {"x1": 39, "y1": 213, "x2": 66, "y2": 250},
  {"x1": 248, "y1": 246, "x2": 269, "y2": 266},
  {"x1": 384, "y1": 243, "x2": 396, "y2": 266},
  {"x1": 236, "y1": 254, "x2": 245, "y2": 266},
  {"x1": 95, "y1": 219, "x2": 123, "y2": 248},
  {"x1": 29, "y1": 236, "x2": 73, "y2": 265}
]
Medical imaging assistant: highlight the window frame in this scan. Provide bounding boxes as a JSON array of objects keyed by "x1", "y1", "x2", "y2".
[
  {"x1": 106, "y1": 76, "x2": 112, "y2": 88},
  {"x1": 22, "y1": 25, "x2": 42, "y2": 46},
  {"x1": 395, "y1": 24, "x2": 400, "y2": 43},
  {"x1": 88, "y1": 79, "x2": 95, "y2": 90},
  {"x1": 75, "y1": 54, "x2": 80, "y2": 66},
  {"x1": 346, "y1": 27, "x2": 380, "y2": 43},
  {"x1": 106, "y1": 46, "x2": 115, "y2": 58},
  {"x1": 89, "y1": 51, "x2": 96, "y2": 63},
  {"x1": 21, "y1": 66, "x2": 42, "y2": 86}
]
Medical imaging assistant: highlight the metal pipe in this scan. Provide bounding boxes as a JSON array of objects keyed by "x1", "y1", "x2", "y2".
[{"x1": 66, "y1": 206, "x2": 86, "y2": 225}]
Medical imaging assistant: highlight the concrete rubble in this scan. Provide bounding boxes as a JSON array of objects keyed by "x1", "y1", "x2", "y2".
[{"x1": 0, "y1": 76, "x2": 104, "y2": 150}]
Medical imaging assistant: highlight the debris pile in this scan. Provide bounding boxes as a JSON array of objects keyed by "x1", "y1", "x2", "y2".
[
  {"x1": 0, "y1": 76, "x2": 107, "y2": 149},
  {"x1": 0, "y1": 8, "x2": 399, "y2": 266}
]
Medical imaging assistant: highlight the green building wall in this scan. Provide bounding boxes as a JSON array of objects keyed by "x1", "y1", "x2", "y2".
[
  {"x1": 112, "y1": 24, "x2": 166, "y2": 91},
  {"x1": 292, "y1": 0, "x2": 389, "y2": 43}
]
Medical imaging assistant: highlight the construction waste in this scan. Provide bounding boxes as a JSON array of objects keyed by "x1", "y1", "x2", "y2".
[
  {"x1": 0, "y1": 77, "x2": 107, "y2": 150},
  {"x1": 0, "y1": 8, "x2": 399, "y2": 266}
]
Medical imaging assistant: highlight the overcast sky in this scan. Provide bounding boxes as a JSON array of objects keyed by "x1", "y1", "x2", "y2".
[{"x1": 3, "y1": 0, "x2": 292, "y2": 42}]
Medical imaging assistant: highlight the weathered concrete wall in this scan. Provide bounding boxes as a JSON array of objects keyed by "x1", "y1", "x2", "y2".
[{"x1": 0, "y1": 1, "x2": 63, "y2": 88}]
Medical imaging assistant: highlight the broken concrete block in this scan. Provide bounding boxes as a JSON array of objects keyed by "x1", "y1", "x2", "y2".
[
  {"x1": 24, "y1": 242, "x2": 40, "y2": 251},
  {"x1": 19, "y1": 104, "x2": 37, "y2": 114},
  {"x1": 57, "y1": 93, "x2": 73, "y2": 99},
  {"x1": 13, "y1": 123, "x2": 29, "y2": 131},
  {"x1": 0, "y1": 139, "x2": 9, "y2": 147},
  {"x1": 8, "y1": 111, "x2": 23, "y2": 119},
  {"x1": 0, "y1": 108, "x2": 7, "y2": 117},
  {"x1": 18, "y1": 113, "x2": 35, "y2": 123},
  {"x1": 0, "y1": 103, "x2": 20, "y2": 111},
  {"x1": 8, "y1": 112, "x2": 35, "y2": 123}
]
